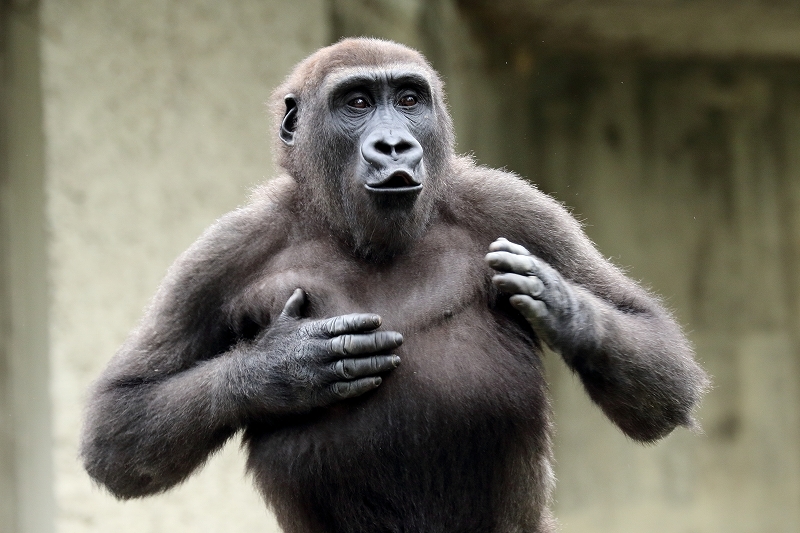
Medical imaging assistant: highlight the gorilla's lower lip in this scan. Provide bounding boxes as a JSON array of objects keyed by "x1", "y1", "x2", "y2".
[{"x1": 365, "y1": 170, "x2": 422, "y2": 194}]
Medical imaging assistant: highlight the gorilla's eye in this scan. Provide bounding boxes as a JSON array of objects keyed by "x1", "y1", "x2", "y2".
[
  {"x1": 348, "y1": 97, "x2": 370, "y2": 109},
  {"x1": 398, "y1": 94, "x2": 418, "y2": 107}
]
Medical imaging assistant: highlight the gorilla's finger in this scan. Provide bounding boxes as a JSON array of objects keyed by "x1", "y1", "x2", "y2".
[
  {"x1": 509, "y1": 294, "x2": 549, "y2": 320},
  {"x1": 332, "y1": 355, "x2": 401, "y2": 379},
  {"x1": 488, "y1": 238, "x2": 532, "y2": 257},
  {"x1": 510, "y1": 295, "x2": 556, "y2": 348},
  {"x1": 492, "y1": 273, "x2": 545, "y2": 297},
  {"x1": 315, "y1": 314, "x2": 382, "y2": 337},
  {"x1": 331, "y1": 377, "x2": 382, "y2": 399},
  {"x1": 279, "y1": 288, "x2": 307, "y2": 319},
  {"x1": 328, "y1": 331, "x2": 403, "y2": 356},
  {"x1": 485, "y1": 251, "x2": 539, "y2": 276}
]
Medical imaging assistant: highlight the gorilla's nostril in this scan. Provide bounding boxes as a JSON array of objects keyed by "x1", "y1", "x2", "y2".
[
  {"x1": 372, "y1": 138, "x2": 416, "y2": 158},
  {"x1": 374, "y1": 140, "x2": 393, "y2": 156},
  {"x1": 395, "y1": 141, "x2": 413, "y2": 154}
]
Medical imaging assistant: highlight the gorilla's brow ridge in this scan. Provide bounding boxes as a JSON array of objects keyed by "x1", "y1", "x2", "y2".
[{"x1": 324, "y1": 66, "x2": 432, "y2": 98}]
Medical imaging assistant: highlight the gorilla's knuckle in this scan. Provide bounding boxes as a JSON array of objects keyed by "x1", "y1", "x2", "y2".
[
  {"x1": 528, "y1": 276, "x2": 545, "y2": 297},
  {"x1": 372, "y1": 355, "x2": 386, "y2": 372},
  {"x1": 531, "y1": 300, "x2": 549, "y2": 318},
  {"x1": 342, "y1": 335, "x2": 355, "y2": 355},
  {"x1": 316, "y1": 319, "x2": 330, "y2": 337},
  {"x1": 335, "y1": 359, "x2": 352, "y2": 379},
  {"x1": 332, "y1": 382, "x2": 350, "y2": 397},
  {"x1": 325, "y1": 336, "x2": 339, "y2": 355},
  {"x1": 525, "y1": 257, "x2": 540, "y2": 275},
  {"x1": 331, "y1": 317, "x2": 343, "y2": 333},
  {"x1": 296, "y1": 323, "x2": 314, "y2": 340},
  {"x1": 364, "y1": 334, "x2": 379, "y2": 352}
]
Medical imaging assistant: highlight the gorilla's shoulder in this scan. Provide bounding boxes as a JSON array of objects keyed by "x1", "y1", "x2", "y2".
[
  {"x1": 246, "y1": 174, "x2": 298, "y2": 211},
  {"x1": 223, "y1": 174, "x2": 298, "y2": 234},
  {"x1": 445, "y1": 156, "x2": 580, "y2": 238},
  {"x1": 179, "y1": 175, "x2": 299, "y2": 265}
]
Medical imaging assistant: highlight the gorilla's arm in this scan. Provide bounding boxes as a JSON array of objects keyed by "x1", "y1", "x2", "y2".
[
  {"x1": 468, "y1": 166, "x2": 708, "y2": 442},
  {"x1": 81, "y1": 201, "x2": 401, "y2": 499},
  {"x1": 485, "y1": 237, "x2": 707, "y2": 442}
]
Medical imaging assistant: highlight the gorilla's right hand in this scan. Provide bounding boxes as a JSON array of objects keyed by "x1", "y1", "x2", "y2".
[{"x1": 232, "y1": 288, "x2": 402, "y2": 417}]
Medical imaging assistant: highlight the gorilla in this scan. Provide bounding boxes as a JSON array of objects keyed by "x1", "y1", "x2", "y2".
[{"x1": 81, "y1": 38, "x2": 709, "y2": 532}]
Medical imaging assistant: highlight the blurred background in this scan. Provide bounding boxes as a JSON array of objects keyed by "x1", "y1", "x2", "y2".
[{"x1": 2, "y1": 0, "x2": 799, "y2": 532}]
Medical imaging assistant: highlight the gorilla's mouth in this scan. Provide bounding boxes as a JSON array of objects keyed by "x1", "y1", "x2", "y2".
[{"x1": 365, "y1": 170, "x2": 423, "y2": 194}]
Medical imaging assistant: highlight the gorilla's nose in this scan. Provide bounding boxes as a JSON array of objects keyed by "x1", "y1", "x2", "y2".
[{"x1": 361, "y1": 129, "x2": 423, "y2": 171}]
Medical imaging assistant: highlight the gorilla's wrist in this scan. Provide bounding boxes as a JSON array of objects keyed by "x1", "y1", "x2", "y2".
[
  {"x1": 551, "y1": 289, "x2": 603, "y2": 364},
  {"x1": 225, "y1": 340, "x2": 318, "y2": 422}
]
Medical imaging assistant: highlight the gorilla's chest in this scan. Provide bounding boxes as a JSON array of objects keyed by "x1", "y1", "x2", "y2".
[
  {"x1": 247, "y1": 223, "x2": 545, "y2": 427},
  {"x1": 256, "y1": 224, "x2": 490, "y2": 332}
]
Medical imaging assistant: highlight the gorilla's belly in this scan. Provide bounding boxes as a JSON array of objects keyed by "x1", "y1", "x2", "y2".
[{"x1": 245, "y1": 308, "x2": 551, "y2": 533}]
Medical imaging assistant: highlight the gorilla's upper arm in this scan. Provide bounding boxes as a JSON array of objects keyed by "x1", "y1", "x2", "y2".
[{"x1": 456, "y1": 161, "x2": 709, "y2": 441}]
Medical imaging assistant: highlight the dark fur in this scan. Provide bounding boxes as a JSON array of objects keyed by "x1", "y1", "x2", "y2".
[{"x1": 81, "y1": 38, "x2": 708, "y2": 533}]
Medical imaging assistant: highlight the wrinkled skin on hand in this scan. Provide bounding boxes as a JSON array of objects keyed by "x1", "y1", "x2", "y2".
[
  {"x1": 485, "y1": 238, "x2": 584, "y2": 352},
  {"x1": 238, "y1": 288, "x2": 403, "y2": 416}
]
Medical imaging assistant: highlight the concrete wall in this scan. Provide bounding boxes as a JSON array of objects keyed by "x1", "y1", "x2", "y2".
[
  {"x1": 38, "y1": 1, "x2": 328, "y2": 531},
  {"x1": 1, "y1": 3, "x2": 53, "y2": 533}
]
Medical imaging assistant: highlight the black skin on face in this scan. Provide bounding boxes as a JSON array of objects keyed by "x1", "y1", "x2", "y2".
[
  {"x1": 80, "y1": 38, "x2": 709, "y2": 533},
  {"x1": 298, "y1": 70, "x2": 429, "y2": 194}
]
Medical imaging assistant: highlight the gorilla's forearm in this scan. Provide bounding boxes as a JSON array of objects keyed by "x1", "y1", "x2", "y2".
[
  {"x1": 81, "y1": 290, "x2": 402, "y2": 498},
  {"x1": 80, "y1": 342, "x2": 312, "y2": 498},
  {"x1": 561, "y1": 285, "x2": 708, "y2": 442},
  {"x1": 80, "y1": 355, "x2": 242, "y2": 498}
]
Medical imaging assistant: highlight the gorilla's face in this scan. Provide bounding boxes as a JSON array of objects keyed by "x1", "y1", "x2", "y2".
[
  {"x1": 334, "y1": 69, "x2": 429, "y2": 193},
  {"x1": 280, "y1": 65, "x2": 450, "y2": 262}
]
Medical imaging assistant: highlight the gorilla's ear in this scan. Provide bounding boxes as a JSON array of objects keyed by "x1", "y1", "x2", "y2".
[{"x1": 280, "y1": 94, "x2": 298, "y2": 146}]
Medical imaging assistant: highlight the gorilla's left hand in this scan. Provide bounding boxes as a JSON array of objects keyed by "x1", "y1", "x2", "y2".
[{"x1": 485, "y1": 237, "x2": 583, "y2": 351}]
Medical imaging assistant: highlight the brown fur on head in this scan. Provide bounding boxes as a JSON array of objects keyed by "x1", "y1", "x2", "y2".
[{"x1": 269, "y1": 38, "x2": 454, "y2": 172}]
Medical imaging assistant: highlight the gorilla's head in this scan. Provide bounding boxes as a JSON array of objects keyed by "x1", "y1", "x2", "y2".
[{"x1": 271, "y1": 38, "x2": 455, "y2": 262}]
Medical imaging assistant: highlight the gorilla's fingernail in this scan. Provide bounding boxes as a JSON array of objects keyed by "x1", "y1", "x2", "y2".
[
  {"x1": 392, "y1": 355, "x2": 401, "y2": 366},
  {"x1": 373, "y1": 377, "x2": 382, "y2": 386}
]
